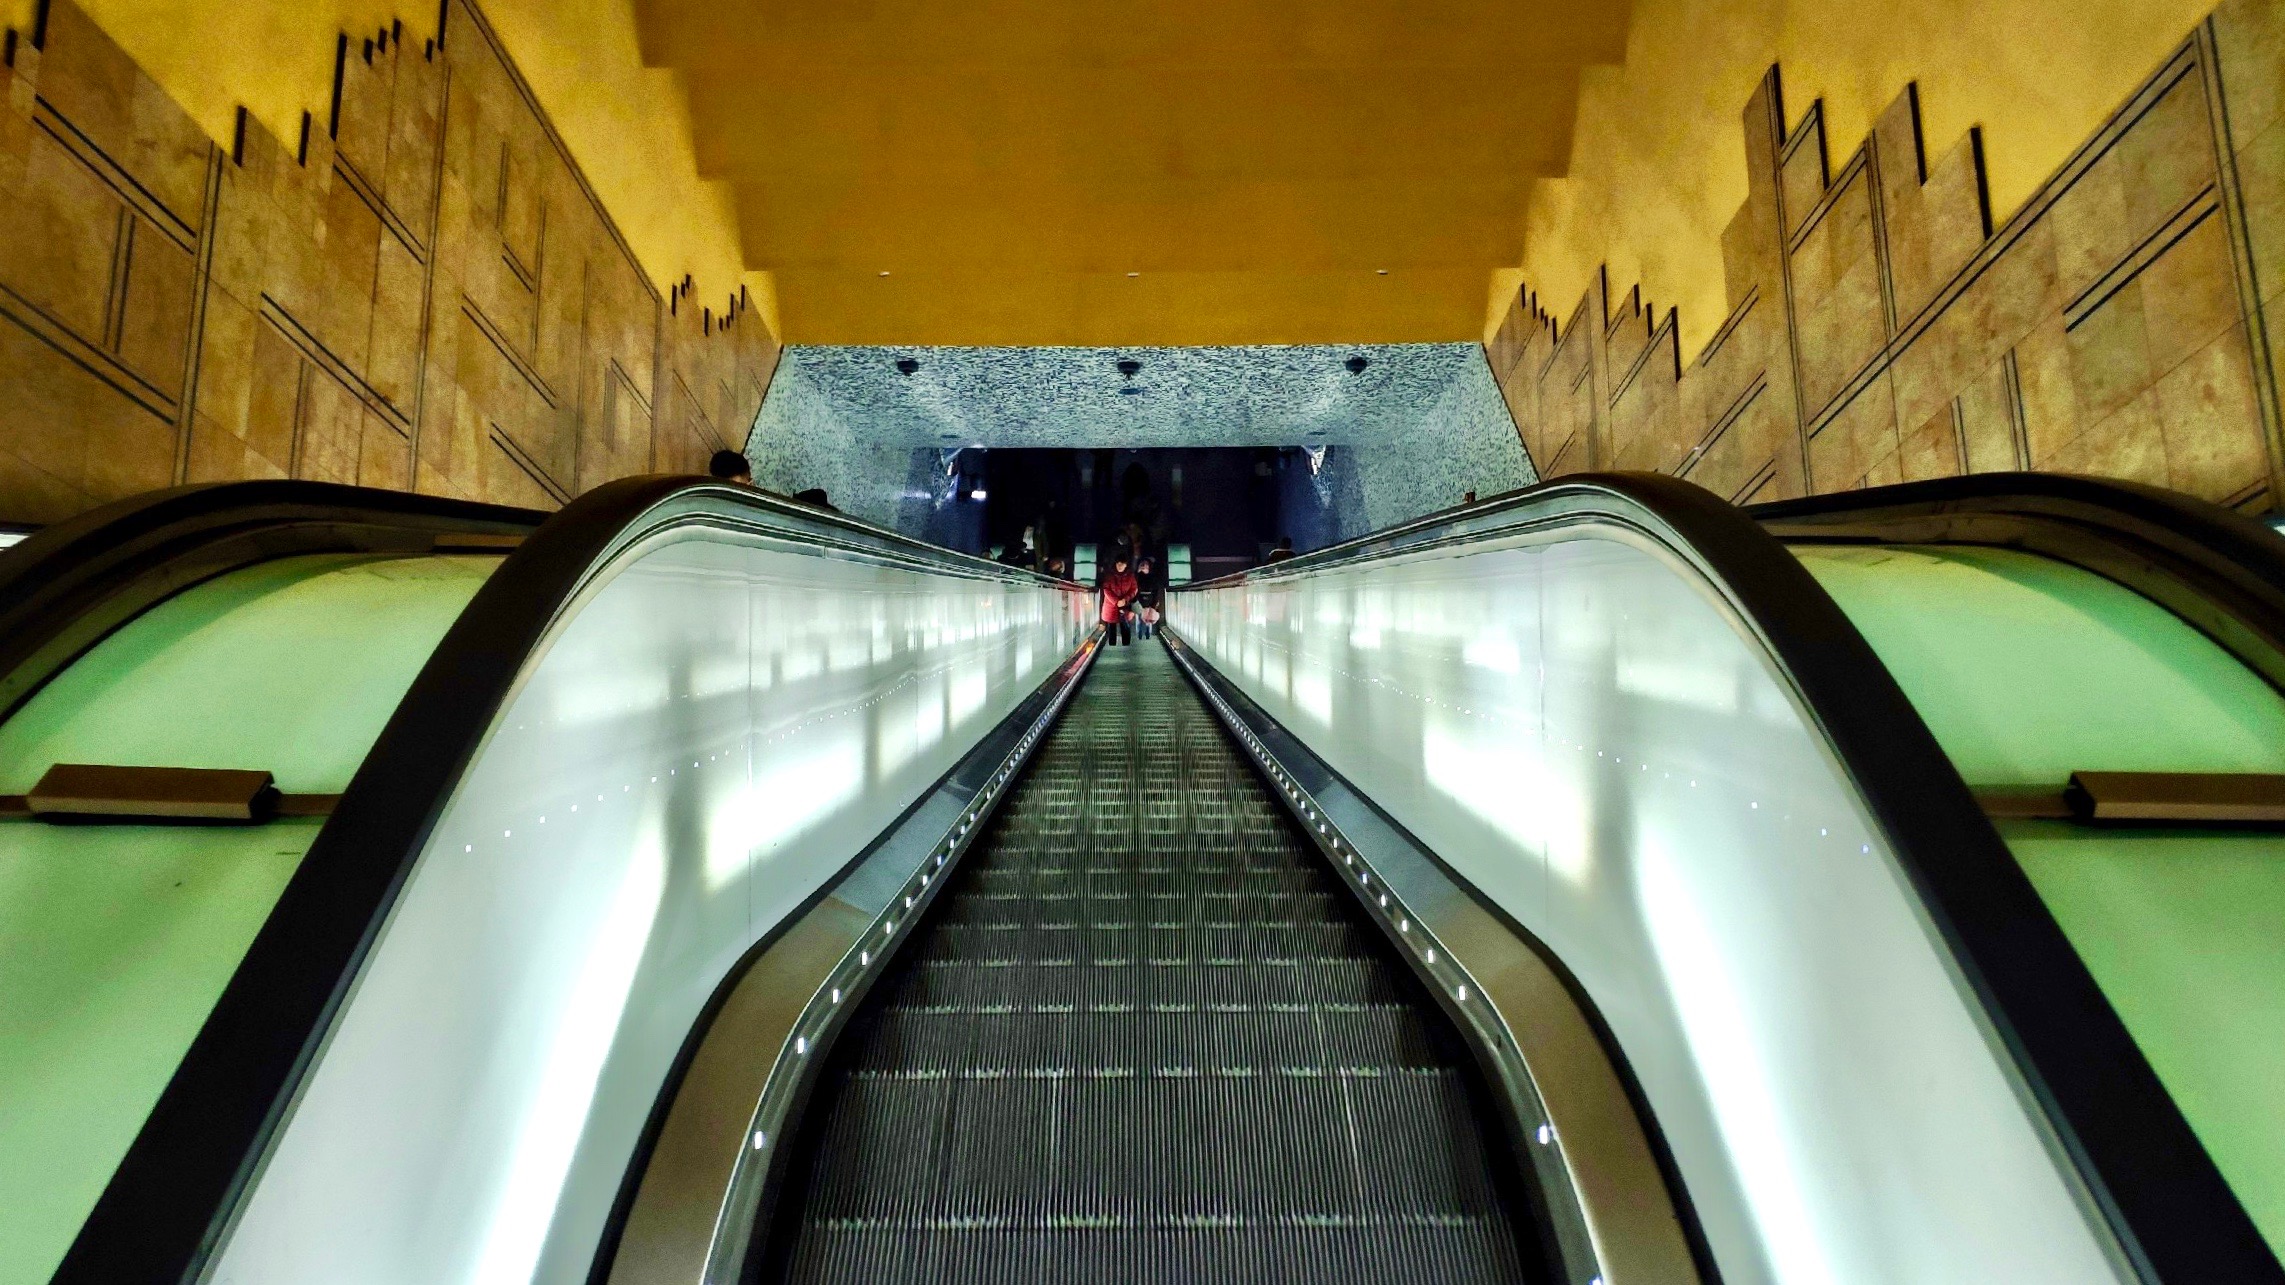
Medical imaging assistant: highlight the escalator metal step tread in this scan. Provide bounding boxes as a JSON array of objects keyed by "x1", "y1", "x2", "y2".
[
  {"x1": 787, "y1": 1221, "x2": 1526, "y2": 1285},
  {"x1": 851, "y1": 1004, "x2": 1447, "y2": 1075},
  {"x1": 885, "y1": 958, "x2": 1411, "y2": 1010},
  {"x1": 772, "y1": 644, "x2": 1529, "y2": 1283}
]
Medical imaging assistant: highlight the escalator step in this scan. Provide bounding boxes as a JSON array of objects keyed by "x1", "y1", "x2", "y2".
[
  {"x1": 786, "y1": 1221, "x2": 1527, "y2": 1285},
  {"x1": 885, "y1": 959, "x2": 1412, "y2": 1010},
  {"x1": 800, "y1": 1073, "x2": 1507, "y2": 1222},
  {"x1": 852, "y1": 1004, "x2": 1445, "y2": 1076}
]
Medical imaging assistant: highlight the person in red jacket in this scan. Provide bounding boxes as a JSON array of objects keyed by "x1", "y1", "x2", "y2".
[{"x1": 1099, "y1": 557, "x2": 1140, "y2": 646}]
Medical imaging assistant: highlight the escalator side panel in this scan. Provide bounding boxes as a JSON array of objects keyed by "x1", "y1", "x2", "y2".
[
  {"x1": 1170, "y1": 530, "x2": 2134, "y2": 1285},
  {"x1": 0, "y1": 551, "x2": 497, "y2": 1285},
  {"x1": 1799, "y1": 542, "x2": 2285, "y2": 1261},
  {"x1": 207, "y1": 531, "x2": 1089, "y2": 1285}
]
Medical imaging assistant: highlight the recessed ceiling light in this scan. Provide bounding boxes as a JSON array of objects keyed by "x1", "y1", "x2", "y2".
[
  {"x1": 878, "y1": 270, "x2": 891, "y2": 277},
  {"x1": 1127, "y1": 272, "x2": 1140, "y2": 278},
  {"x1": 1377, "y1": 269, "x2": 1389, "y2": 275}
]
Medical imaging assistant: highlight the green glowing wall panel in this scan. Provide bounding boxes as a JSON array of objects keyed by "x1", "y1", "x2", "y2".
[
  {"x1": 0, "y1": 552, "x2": 496, "y2": 1285},
  {"x1": 1797, "y1": 542, "x2": 2285, "y2": 1262}
]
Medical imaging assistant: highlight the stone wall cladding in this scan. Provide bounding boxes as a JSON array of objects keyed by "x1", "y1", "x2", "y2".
[
  {"x1": 0, "y1": 0, "x2": 779, "y2": 524},
  {"x1": 1486, "y1": 0, "x2": 2284, "y2": 514}
]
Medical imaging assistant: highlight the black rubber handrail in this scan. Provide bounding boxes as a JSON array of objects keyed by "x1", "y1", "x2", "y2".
[
  {"x1": 1752, "y1": 470, "x2": 2285, "y2": 695},
  {"x1": 1175, "y1": 470, "x2": 2281, "y2": 1285},
  {"x1": 45, "y1": 476, "x2": 1074, "y2": 1284},
  {"x1": 0, "y1": 480, "x2": 541, "y2": 724}
]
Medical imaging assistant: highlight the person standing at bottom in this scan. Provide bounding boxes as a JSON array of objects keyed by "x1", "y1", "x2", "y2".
[{"x1": 1100, "y1": 556, "x2": 1139, "y2": 646}]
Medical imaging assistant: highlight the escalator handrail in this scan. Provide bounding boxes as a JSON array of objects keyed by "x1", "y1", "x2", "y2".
[
  {"x1": 1751, "y1": 470, "x2": 2285, "y2": 693},
  {"x1": 1171, "y1": 470, "x2": 2280, "y2": 1285},
  {"x1": 0, "y1": 480, "x2": 543, "y2": 725},
  {"x1": 47, "y1": 476, "x2": 1080, "y2": 1285},
  {"x1": 0, "y1": 477, "x2": 540, "y2": 625},
  {"x1": 1749, "y1": 470, "x2": 2285, "y2": 594}
]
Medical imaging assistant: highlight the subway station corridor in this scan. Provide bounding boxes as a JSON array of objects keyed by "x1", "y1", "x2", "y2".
[{"x1": 2, "y1": 1, "x2": 2283, "y2": 1283}]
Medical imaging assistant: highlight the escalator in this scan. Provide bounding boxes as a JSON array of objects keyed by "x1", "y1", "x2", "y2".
[
  {"x1": 762, "y1": 643, "x2": 1540, "y2": 1282},
  {"x1": 7, "y1": 470, "x2": 2284, "y2": 1285}
]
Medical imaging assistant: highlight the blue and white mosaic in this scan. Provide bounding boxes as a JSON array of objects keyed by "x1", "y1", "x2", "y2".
[{"x1": 745, "y1": 343, "x2": 1537, "y2": 539}]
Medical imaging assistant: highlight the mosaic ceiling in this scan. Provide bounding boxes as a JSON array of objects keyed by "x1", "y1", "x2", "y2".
[{"x1": 752, "y1": 343, "x2": 1509, "y2": 449}]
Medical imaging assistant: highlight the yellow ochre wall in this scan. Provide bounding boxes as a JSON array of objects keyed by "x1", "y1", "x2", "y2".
[
  {"x1": 0, "y1": 0, "x2": 776, "y2": 334},
  {"x1": 1496, "y1": 0, "x2": 2219, "y2": 357}
]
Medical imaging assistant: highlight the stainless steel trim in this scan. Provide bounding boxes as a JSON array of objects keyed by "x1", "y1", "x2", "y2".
[
  {"x1": 602, "y1": 633, "x2": 1102, "y2": 1285},
  {"x1": 1164, "y1": 630, "x2": 1702, "y2": 1285}
]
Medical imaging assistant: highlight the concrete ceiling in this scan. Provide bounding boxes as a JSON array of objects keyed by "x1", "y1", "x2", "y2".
[
  {"x1": 754, "y1": 343, "x2": 1507, "y2": 448},
  {"x1": 633, "y1": 0, "x2": 1628, "y2": 345}
]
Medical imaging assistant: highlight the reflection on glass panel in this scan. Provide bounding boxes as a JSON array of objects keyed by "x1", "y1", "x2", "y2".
[
  {"x1": 215, "y1": 530, "x2": 1088, "y2": 1285},
  {"x1": 1172, "y1": 529, "x2": 2126, "y2": 1285}
]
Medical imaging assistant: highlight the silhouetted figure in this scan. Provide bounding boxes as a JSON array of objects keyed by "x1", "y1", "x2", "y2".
[
  {"x1": 1039, "y1": 500, "x2": 1070, "y2": 568},
  {"x1": 1266, "y1": 536, "x2": 1296, "y2": 563},
  {"x1": 709, "y1": 449, "x2": 753, "y2": 485},
  {"x1": 1134, "y1": 556, "x2": 1162, "y2": 639},
  {"x1": 1100, "y1": 557, "x2": 1139, "y2": 646},
  {"x1": 794, "y1": 487, "x2": 837, "y2": 512}
]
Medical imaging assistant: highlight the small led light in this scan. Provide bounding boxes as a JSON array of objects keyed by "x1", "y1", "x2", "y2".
[
  {"x1": 752, "y1": 1131, "x2": 767, "y2": 1150},
  {"x1": 795, "y1": 1036, "x2": 808, "y2": 1055},
  {"x1": 1424, "y1": 948, "x2": 1437, "y2": 963},
  {"x1": 1536, "y1": 1124, "x2": 1553, "y2": 1145},
  {"x1": 1455, "y1": 985, "x2": 1469, "y2": 1002},
  {"x1": 832, "y1": 988, "x2": 842, "y2": 1003}
]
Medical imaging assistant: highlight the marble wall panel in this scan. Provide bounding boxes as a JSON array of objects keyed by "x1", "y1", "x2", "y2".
[
  {"x1": 1486, "y1": 6, "x2": 2283, "y2": 514},
  {"x1": 0, "y1": 0, "x2": 778, "y2": 525}
]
